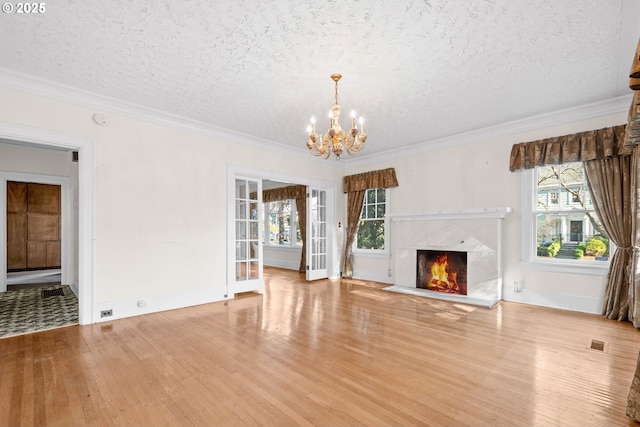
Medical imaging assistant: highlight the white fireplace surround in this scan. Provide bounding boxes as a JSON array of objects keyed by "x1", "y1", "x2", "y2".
[{"x1": 385, "y1": 208, "x2": 511, "y2": 308}]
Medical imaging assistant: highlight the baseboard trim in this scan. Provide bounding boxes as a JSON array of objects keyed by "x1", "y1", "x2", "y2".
[
  {"x1": 351, "y1": 268, "x2": 393, "y2": 285},
  {"x1": 68, "y1": 282, "x2": 79, "y2": 297},
  {"x1": 93, "y1": 287, "x2": 229, "y2": 323},
  {"x1": 264, "y1": 260, "x2": 300, "y2": 271},
  {"x1": 503, "y1": 288, "x2": 603, "y2": 314}
]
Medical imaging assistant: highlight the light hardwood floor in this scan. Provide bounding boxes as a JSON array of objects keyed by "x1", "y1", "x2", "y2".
[{"x1": 1, "y1": 267, "x2": 640, "y2": 426}]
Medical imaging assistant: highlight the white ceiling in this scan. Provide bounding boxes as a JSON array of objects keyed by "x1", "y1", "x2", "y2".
[{"x1": 0, "y1": 1, "x2": 639, "y2": 160}]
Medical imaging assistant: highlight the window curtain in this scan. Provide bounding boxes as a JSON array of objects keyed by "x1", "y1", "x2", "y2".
[
  {"x1": 627, "y1": 88, "x2": 640, "y2": 326},
  {"x1": 509, "y1": 125, "x2": 640, "y2": 326},
  {"x1": 342, "y1": 168, "x2": 398, "y2": 278},
  {"x1": 263, "y1": 185, "x2": 307, "y2": 273},
  {"x1": 584, "y1": 155, "x2": 636, "y2": 322},
  {"x1": 509, "y1": 125, "x2": 630, "y2": 171},
  {"x1": 625, "y1": 90, "x2": 640, "y2": 147},
  {"x1": 295, "y1": 191, "x2": 307, "y2": 273},
  {"x1": 625, "y1": 37, "x2": 640, "y2": 422},
  {"x1": 343, "y1": 189, "x2": 366, "y2": 279}
]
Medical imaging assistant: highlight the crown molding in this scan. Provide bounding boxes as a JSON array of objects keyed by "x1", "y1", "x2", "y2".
[
  {"x1": 0, "y1": 67, "x2": 631, "y2": 169},
  {"x1": 345, "y1": 94, "x2": 632, "y2": 168},
  {"x1": 0, "y1": 67, "x2": 312, "y2": 160},
  {"x1": 389, "y1": 207, "x2": 512, "y2": 221}
]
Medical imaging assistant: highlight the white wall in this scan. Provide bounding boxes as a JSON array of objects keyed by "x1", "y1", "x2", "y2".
[
  {"x1": 0, "y1": 86, "x2": 345, "y2": 322},
  {"x1": 0, "y1": 142, "x2": 72, "y2": 175},
  {"x1": 0, "y1": 82, "x2": 630, "y2": 318},
  {"x1": 264, "y1": 246, "x2": 302, "y2": 270},
  {"x1": 345, "y1": 111, "x2": 628, "y2": 314}
]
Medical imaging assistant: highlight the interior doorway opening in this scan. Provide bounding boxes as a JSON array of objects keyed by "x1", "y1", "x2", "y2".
[
  {"x1": 0, "y1": 124, "x2": 94, "y2": 325},
  {"x1": 227, "y1": 167, "x2": 339, "y2": 299},
  {"x1": 7, "y1": 180, "x2": 63, "y2": 289}
]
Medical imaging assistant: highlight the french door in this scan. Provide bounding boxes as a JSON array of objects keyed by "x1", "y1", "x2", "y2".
[
  {"x1": 306, "y1": 187, "x2": 328, "y2": 281},
  {"x1": 230, "y1": 177, "x2": 263, "y2": 293}
]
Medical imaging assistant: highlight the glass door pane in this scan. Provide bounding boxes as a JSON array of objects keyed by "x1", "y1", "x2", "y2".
[
  {"x1": 231, "y1": 177, "x2": 263, "y2": 292},
  {"x1": 307, "y1": 188, "x2": 328, "y2": 280}
]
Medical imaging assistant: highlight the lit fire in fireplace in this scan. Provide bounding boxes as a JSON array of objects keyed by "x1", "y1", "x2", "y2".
[
  {"x1": 427, "y1": 253, "x2": 461, "y2": 293},
  {"x1": 417, "y1": 249, "x2": 467, "y2": 295}
]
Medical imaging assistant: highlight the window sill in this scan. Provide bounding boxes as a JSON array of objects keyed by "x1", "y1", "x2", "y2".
[
  {"x1": 520, "y1": 260, "x2": 609, "y2": 276},
  {"x1": 263, "y1": 245, "x2": 302, "y2": 252}
]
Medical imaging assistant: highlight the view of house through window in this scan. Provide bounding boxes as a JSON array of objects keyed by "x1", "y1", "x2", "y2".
[
  {"x1": 264, "y1": 200, "x2": 302, "y2": 246},
  {"x1": 356, "y1": 188, "x2": 388, "y2": 251},
  {"x1": 535, "y1": 162, "x2": 610, "y2": 262}
]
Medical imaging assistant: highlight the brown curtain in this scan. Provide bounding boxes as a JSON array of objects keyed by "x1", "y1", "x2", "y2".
[
  {"x1": 628, "y1": 92, "x2": 640, "y2": 327},
  {"x1": 631, "y1": 39, "x2": 640, "y2": 79},
  {"x1": 628, "y1": 351, "x2": 640, "y2": 420},
  {"x1": 263, "y1": 185, "x2": 307, "y2": 273},
  {"x1": 343, "y1": 167, "x2": 399, "y2": 192},
  {"x1": 584, "y1": 155, "x2": 636, "y2": 321},
  {"x1": 509, "y1": 125, "x2": 630, "y2": 172},
  {"x1": 295, "y1": 191, "x2": 307, "y2": 273},
  {"x1": 625, "y1": 90, "x2": 640, "y2": 147},
  {"x1": 342, "y1": 168, "x2": 399, "y2": 278},
  {"x1": 343, "y1": 189, "x2": 366, "y2": 278},
  {"x1": 627, "y1": 38, "x2": 640, "y2": 422},
  {"x1": 262, "y1": 185, "x2": 306, "y2": 203}
]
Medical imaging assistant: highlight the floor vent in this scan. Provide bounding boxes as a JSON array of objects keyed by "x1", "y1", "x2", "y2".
[
  {"x1": 589, "y1": 339, "x2": 607, "y2": 352},
  {"x1": 42, "y1": 288, "x2": 65, "y2": 298}
]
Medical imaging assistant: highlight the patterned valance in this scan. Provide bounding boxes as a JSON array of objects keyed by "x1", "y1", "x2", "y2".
[
  {"x1": 631, "y1": 38, "x2": 640, "y2": 80},
  {"x1": 509, "y1": 125, "x2": 630, "y2": 172},
  {"x1": 625, "y1": 91, "x2": 640, "y2": 147},
  {"x1": 262, "y1": 185, "x2": 306, "y2": 202},
  {"x1": 343, "y1": 168, "x2": 399, "y2": 193}
]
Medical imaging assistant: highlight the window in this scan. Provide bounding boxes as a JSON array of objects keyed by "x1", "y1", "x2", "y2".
[
  {"x1": 528, "y1": 162, "x2": 611, "y2": 266},
  {"x1": 263, "y1": 200, "x2": 302, "y2": 247},
  {"x1": 355, "y1": 188, "x2": 389, "y2": 251},
  {"x1": 571, "y1": 191, "x2": 581, "y2": 204}
]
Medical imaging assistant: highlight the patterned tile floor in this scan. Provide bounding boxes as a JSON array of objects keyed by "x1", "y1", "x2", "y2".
[{"x1": 0, "y1": 285, "x2": 79, "y2": 338}]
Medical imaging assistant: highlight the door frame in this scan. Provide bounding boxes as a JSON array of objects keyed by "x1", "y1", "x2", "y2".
[
  {"x1": 306, "y1": 187, "x2": 330, "y2": 281},
  {"x1": 227, "y1": 165, "x2": 338, "y2": 292},
  {"x1": 227, "y1": 175, "x2": 263, "y2": 294},
  {"x1": 0, "y1": 121, "x2": 94, "y2": 325},
  {"x1": 1, "y1": 173, "x2": 71, "y2": 290}
]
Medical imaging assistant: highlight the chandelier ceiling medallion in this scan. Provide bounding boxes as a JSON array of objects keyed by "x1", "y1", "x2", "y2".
[{"x1": 306, "y1": 73, "x2": 367, "y2": 159}]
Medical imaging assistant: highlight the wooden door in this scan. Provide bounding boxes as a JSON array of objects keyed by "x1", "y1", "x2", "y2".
[
  {"x1": 570, "y1": 220, "x2": 583, "y2": 242},
  {"x1": 7, "y1": 181, "x2": 61, "y2": 271}
]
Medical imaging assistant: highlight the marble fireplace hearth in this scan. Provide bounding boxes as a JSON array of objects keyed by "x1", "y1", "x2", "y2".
[{"x1": 385, "y1": 208, "x2": 511, "y2": 308}]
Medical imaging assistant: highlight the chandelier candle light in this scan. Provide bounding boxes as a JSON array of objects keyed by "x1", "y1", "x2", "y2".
[{"x1": 306, "y1": 74, "x2": 367, "y2": 159}]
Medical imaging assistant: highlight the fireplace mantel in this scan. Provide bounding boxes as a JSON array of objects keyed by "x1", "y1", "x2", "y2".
[
  {"x1": 389, "y1": 207, "x2": 512, "y2": 222},
  {"x1": 386, "y1": 207, "x2": 511, "y2": 308}
]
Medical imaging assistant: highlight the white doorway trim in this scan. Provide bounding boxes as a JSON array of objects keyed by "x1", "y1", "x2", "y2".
[
  {"x1": 1, "y1": 173, "x2": 71, "y2": 292},
  {"x1": 0, "y1": 121, "x2": 94, "y2": 325},
  {"x1": 227, "y1": 164, "x2": 339, "y2": 283}
]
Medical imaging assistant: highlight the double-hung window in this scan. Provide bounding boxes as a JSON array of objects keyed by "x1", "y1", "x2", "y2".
[
  {"x1": 524, "y1": 161, "x2": 611, "y2": 269},
  {"x1": 355, "y1": 188, "x2": 389, "y2": 252}
]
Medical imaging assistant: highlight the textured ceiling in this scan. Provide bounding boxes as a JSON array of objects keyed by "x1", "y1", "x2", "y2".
[{"x1": 0, "y1": 0, "x2": 638, "y2": 159}]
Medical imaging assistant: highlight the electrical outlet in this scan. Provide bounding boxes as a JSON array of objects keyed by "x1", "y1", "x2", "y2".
[{"x1": 100, "y1": 309, "x2": 113, "y2": 318}]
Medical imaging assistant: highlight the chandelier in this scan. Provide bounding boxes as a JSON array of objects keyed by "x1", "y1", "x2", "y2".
[{"x1": 306, "y1": 74, "x2": 367, "y2": 159}]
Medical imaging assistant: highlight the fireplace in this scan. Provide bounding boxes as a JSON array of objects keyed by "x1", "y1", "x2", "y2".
[
  {"x1": 416, "y1": 250, "x2": 467, "y2": 295},
  {"x1": 385, "y1": 208, "x2": 511, "y2": 308}
]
